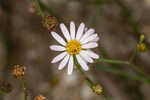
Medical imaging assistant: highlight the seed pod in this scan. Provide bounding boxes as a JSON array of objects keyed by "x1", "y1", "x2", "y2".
[{"x1": 13, "y1": 65, "x2": 26, "y2": 80}]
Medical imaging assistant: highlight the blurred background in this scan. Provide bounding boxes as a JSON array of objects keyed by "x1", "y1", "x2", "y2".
[{"x1": 0, "y1": 0, "x2": 150, "y2": 100}]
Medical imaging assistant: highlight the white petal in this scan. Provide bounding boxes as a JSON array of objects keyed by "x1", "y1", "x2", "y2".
[
  {"x1": 92, "y1": 37, "x2": 99, "y2": 42},
  {"x1": 51, "y1": 32, "x2": 66, "y2": 46},
  {"x1": 84, "y1": 27, "x2": 88, "y2": 32},
  {"x1": 58, "y1": 54, "x2": 70, "y2": 70},
  {"x1": 79, "y1": 51, "x2": 94, "y2": 63},
  {"x1": 51, "y1": 52, "x2": 67, "y2": 63},
  {"x1": 91, "y1": 33, "x2": 99, "y2": 42},
  {"x1": 80, "y1": 28, "x2": 95, "y2": 42},
  {"x1": 76, "y1": 23, "x2": 85, "y2": 40},
  {"x1": 82, "y1": 42, "x2": 98, "y2": 49},
  {"x1": 70, "y1": 21, "x2": 75, "y2": 40},
  {"x1": 67, "y1": 56, "x2": 74, "y2": 75},
  {"x1": 84, "y1": 50, "x2": 99, "y2": 59},
  {"x1": 60, "y1": 23, "x2": 71, "y2": 41},
  {"x1": 81, "y1": 34, "x2": 98, "y2": 44},
  {"x1": 76, "y1": 55, "x2": 89, "y2": 71},
  {"x1": 49, "y1": 45, "x2": 66, "y2": 51}
]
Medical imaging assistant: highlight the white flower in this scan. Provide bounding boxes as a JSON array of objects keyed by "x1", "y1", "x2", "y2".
[{"x1": 50, "y1": 21, "x2": 100, "y2": 75}]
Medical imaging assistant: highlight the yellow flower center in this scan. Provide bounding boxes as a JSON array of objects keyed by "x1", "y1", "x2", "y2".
[{"x1": 66, "y1": 40, "x2": 82, "y2": 55}]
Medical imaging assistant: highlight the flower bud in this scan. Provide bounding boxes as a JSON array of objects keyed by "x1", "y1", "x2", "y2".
[
  {"x1": 137, "y1": 43, "x2": 146, "y2": 52},
  {"x1": 140, "y1": 34, "x2": 145, "y2": 43},
  {"x1": 92, "y1": 84, "x2": 103, "y2": 95}
]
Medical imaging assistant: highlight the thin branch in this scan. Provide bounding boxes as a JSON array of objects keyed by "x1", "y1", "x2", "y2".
[
  {"x1": 96, "y1": 58, "x2": 150, "y2": 84},
  {"x1": 34, "y1": 0, "x2": 44, "y2": 18}
]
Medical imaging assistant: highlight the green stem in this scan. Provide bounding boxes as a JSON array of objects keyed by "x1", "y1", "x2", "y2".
[
  {"x1": 96, "y1": 58, "x2": 150, "y2": 83},
  {"x1": 95, "y1": 58, "x2": 128, "y2": 65},
  {"x1": 74, "y1": 57, "x2": 109, "y2": 97},
  {"x1": 102, "y1": 92, "x2": 110, "y2": 100},
  {"x1": 39, "y1": 1, "x2": 57, "y2": 18},
  {"x1": 128, "y1": 63, "x2": 150, "y2": 83},
  {"x1": 0, "y1": 90, "x2": 4, "y2": 95},
  {"x1": 92, "y1": 0, "x2": 102, "y2": 27},
  {"x1": 34, "y1": 0, "x2": 44, "y2": 18},
  {"x1": 129, "y1": 47, "x2": 137, "y2": 63},
  {"x1": 22, "y1": 80, "x2": 27, "y2": 100},
  {"x1": 74, "y1": 56, "x2": 94, "y2": 88}
]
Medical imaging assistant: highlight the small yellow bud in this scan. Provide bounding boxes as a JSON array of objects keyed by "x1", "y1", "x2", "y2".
[
  {"x1": 137, "y1": 43, "x2": 147, "y2": 52},
  {"x1": 34, "y1": 95, "x2": 47, "y2": 100},
  {"x1": 140, "y1": 34, "x2": 145, "y2": 42},
  {"x1": 92, "y1": 84, "x2": 103, "y2": 95},
  {"x1": 13, "y1": 65, "x2": 26, "y2": 80}
]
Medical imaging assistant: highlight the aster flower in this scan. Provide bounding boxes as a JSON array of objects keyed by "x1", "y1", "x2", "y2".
[{"x1": 50, "y1": 21, "x2": 99, "y2": 75}]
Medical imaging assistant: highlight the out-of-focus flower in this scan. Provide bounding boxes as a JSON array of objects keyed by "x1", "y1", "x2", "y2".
[
  {"x1": 137, "y1": 43, "x2": 146, "y2": 52},
  {"x1": 50, "y1": 21, "x2": 99, "y2": 75},
  {"x1": 13, "y1": 65, "x2": 26, "y2": 80},
  {"x1": 28, "y1": 2, "x2": 37, "y2": 13},
  {"x1": 34, "y1": 95, "x2": 47, "y2": 100},
  {"x1": 92, "y1": 84, "x2": 103, "y2": 95},
  {"x1": 43, "y1": 16, "x2": 58, "y2": 31}
]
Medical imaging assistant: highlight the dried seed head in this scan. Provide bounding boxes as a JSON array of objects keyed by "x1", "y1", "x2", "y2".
[
  {"x1": 43, "y1": 15, "x2": 58, "y2": 31},
  {"x1": 13, "y1": 65, "x2": 26, "y2": 80},
  {"x1": 137, "y1": 43, "x2": 147, "y2": 52},
  {"x1": 34, "y1": 95, "x2": 47, "y2": 100},
  {"x1": 92, "y1": 84, "x2": 103, "y2": 95}
]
